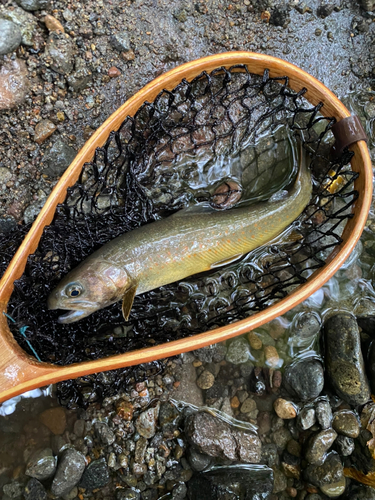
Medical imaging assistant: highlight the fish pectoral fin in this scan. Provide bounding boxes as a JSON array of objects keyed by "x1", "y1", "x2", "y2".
[
  {"x1": 122, "y1": 284, "x2": 138, "y2": 321},
  {"x1": 210, "y1": 254, "x2": 243, "y2": 269}
]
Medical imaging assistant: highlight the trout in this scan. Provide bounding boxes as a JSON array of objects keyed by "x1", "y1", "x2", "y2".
[{"x1": 48, "y1": 145, "x2": 312, "y2": 324}]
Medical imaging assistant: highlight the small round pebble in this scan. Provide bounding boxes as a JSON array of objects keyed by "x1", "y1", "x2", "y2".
[
  {"x1": 274, "y1": 398, "x2": 297, "y2": 419},
  {"x1": 196, "y1": 369, "x2": 215, "y2": 390},
  {"x1": 0, "y1": 19, "x2": 22, "y2": 55},
  {"x1": 264, "y1": 345, "x2": 279, "y2": 367},
  {"x1": 248, "y1": 331, "x2": 263, "y2": 350},
  {"x1": 108, "y1": 66, "x2": 121, "y2": 77},
  {"x1": 332, "y1": 410, "x2": 360, "y2": 438},
  {"x1": 240, "y1": 397, "x2": 257, "y2": 414}
]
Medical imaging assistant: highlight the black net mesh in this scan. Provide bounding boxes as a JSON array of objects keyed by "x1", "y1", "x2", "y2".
[{"x1": 0, "y1": 66, "x2": 358, "y2": 407}]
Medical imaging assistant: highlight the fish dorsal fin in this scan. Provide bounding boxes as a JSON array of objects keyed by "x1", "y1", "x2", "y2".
[
  {"x1": 122, "y1": 283, "x2": 138, "y2": 321},
  {"x1": 210, "y1": 253, "x2": 243, "y2": 269},
  {"x1": 172, "y1": 203, "x2": 215, "y2": 217}
]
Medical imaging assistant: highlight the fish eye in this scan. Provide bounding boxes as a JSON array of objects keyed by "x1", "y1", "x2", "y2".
[{"x1": 66, "y1": 284, "x2": 83, "y2": 298}]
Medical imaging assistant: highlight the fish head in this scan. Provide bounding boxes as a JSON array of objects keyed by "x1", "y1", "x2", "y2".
[{"x1": 47, "y1": 260, "x2": 130, "y2": 324}]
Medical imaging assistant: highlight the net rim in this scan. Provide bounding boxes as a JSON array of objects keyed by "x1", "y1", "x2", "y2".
[{"x1": 0, "y1": 51, "x2": 372, "y2": 403}]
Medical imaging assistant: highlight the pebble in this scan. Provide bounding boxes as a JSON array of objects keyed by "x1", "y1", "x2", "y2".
[
  {"x1": 248, "y1": 331, "x2": 263, "y2": 350},
  {"x1": 185, "y1": 411, "x2": 261, "y2": 463},
  {"x1": 15, "y1": 0, "x2": 49, "y2": 10},
  {"x1": 264, "y1": 346, "x2": 279, "y2": 367},
  {"x1": 332, "y1": 410, "x2": 360, "y2": 438},
  {"x1": 95, "y1": 422, "x2": 115, "y2": 445},
  {"x1": 0, "y1": 58, "x2": 29, "y2": 110},
  {"x1": 117, "y1": 489, "x2": 140, "y2": 500},
  {"x1": 111, "y1": 30, "x2": 131, "y2": 51},
  {"x1": 315, "y1": 401, "x2": 332, "y2": 429},
  {"x1": 272, "y1": 427, "x2": 291, "y2": 450},
  {"x1": 324, "y1": 313, "x2": 371, "y2": 406},
  {"x1": 34, "y1": 120, "x2": 57, "y2": 145},
  {"x1": 44, "y1": 32, "x2": 76, "y2": 75},
  {"x1": 25, "y1": 448, "x2": 56, "y2": 480},
  {"x1": 79, "y1": 458, "x2": 109, "y2": 490},
  {"x1": 42, "y1": 138, "x2": 76, "y2": 177},
  {"x1": 39, "y1": 407, "x2": 66, "y2": 435},
  {"x1": 44, "y1": 14, "x2": 64, "y2": 33},
  {"x1": 136, "y1": 402, "x2": 160, "y2": 439},
  {"x1": 283, "y1": 358, "x2": 324, "y2": 401},
  {"x1": 187, "y1": 448, "x2": 212, "y2": 472},
  {"x1": 225, "y1": 338, "x2": 251, "y2": 364},
  {"x1": 335, "y1": 435, "x2": 355, "y2": 456},
  {"x1": 304, "y1": 452, "x2": 343, "y2": 488},
  {"x1": 287, "y1": 439, "x2": 301, "y2": 457},
  {"x1": 272, "y1": 467, "x2": 288, "y2": 493},
  {"x1": 51, "y1": 448, "x2": 86, "y2": 497},
  {"x1": 1, "y1": 6, "x2": 37, "y2": 47},
  {"x1": 108, "y1": 66, "x2": 121, "y2": 77},
  {"x1": 305, "y1": 429, "x2": 337, "y2": 465},
  {"x1": 240, "y1": 397, "x2": 257, "y2": 414},
  {"x1": 24, "y1": 478, "x2": 47, "y2": 500},
  {"x1": 320, "y1": 476, "x2": 346, "y2": 497},
  {"x1": 274, "y1": 398, "x2": 297, "y2": 419},
  {"x1": 3, "y1": 481, "x2": 24, "y2": 498},
  {"x1": 298, "y1": 407, "x2": 316, "y2": 430},
  {"x1": 196, "y1": 369, "x2": 215, "y2": 390},
  {"x1": 67, "y1": 57, "x2": 92, "y2": 91},
  {"x1": 0, "y1": 19, "x2": 22, "y2": 55}
]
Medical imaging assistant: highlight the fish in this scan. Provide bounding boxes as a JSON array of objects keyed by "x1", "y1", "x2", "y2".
[{"x1": 48, "y1": 143, "x2": 312, "y2": 324}]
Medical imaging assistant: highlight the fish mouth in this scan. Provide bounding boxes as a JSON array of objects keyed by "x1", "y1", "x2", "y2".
[
  {"x1": 57, "y1": 309, "x2": 93, "y2": 324},
  {"x1": 48, "y1": 300, "x2": 97, "y2": 324}
]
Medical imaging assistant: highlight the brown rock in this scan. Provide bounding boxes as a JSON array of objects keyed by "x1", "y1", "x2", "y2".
[
  {"x1": 196, "y1": 369, "x2": 215, "y2": 390},
  {"x1": 0, "y1": 59, "x2": 29, "y2": 111},
  {"x1": 108, "y1": 66, "x2": 121, "y2": 77},
  {"x1": 34, "y1": 119, "x2": 57, "y2": 144},
  {"x1": 230, "y1": 396, "x2": 240, "y2": 409},
  {"x1": 264, "y1": 346, "x2": 279, "y2": 367},
  {"x1": 248, "y1": 331, "x2": 262, "y2": 350},
  {"x1": 44, "y1": 14, "x2": 65, "y2": 33},
  {"x1": 273, "y1": 398, "x2": 297, "y2": 419},
  {"x1": 39, "y1": 407, "x2": 66, "y2": 435},
  {"x1": 122, "y1": 49, "x2": 135, "y2": 61},
  {"x1": 116, "y1": 400, "x2": 134, "y2": 421}
]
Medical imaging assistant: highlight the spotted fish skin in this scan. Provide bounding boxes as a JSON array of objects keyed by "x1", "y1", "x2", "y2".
[{"x1": 48, "y1": 145, "x2": 311, "y2": 323}]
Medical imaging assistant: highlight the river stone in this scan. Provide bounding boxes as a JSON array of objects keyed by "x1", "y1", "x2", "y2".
[
  {"x1": 304, "y1": 452, "x2": 343, "y2": 488},
  {"x1": 298, "y1": 407, "x2": 316, "y2": 430},
  {"x1": 0, "y1": 19, "x2": 22, "y2": 55},
  {"x1": 187, "y1": 464, "x2": 274, "y2": 500},
  {"x1": 42, "y1": 138, "x2": 76, "y2": 177},
  {"x1": 332, "y1": 410, "x2": 360, "y2": 438},
  {"x1": 136, "y1": 402, "x2": 160, "y2": 439},
  {"x1": 320, "y1": 476, "x2": 346, "y2": 497},
  {"x1": 324, "y1": 313, "x2": 371, "y2": 405},
  {"x1": 80, "y1": 458, "x2": 109, "y2": 490},
  {"x1": 25, "y1": 448, "x2": 56, "y2": 480},
  {"x1": 3, "y1": 481, "x2": 24, "y2": 499},
  {"x1": 0, "y1": 6, "x2": 38, "y2": 46},
  {"x1": 315, "y1": 401, "x2": 333, "y2": 429},
  {"x1": 110, "y1": 31, "x2": 131, "y2": 51},
  {"x1": 305, "y1": 429, "x2": 337, "y2": 465},
  {"x1": 225, "y1": 338, "x2": 250, "y2": 364},
  {"x1": 39, "y1": 407, "x2": 66, "y2": 435},
  {"x1": 335, "y1": 435, "x2": 355, "y2": 456},
  {"x1": 24, "y1": 478, "x2": 47, "y2": 500},
  {"x1": 51, "y1": 448, "x2": 86, "y2": 497},
  {"x1": 367, "y1": 341, "x2": 375, "y2": 394},
  {"x1": 94, "y1": 422, "x2": 115, "y2": 445},
  {"x1": 15, "y1": 0, "x2": 49, "y2": 10},
  {"x1": 344, "y1": 484, "x2": 375, "y2": 499},
  {"x1": 116, "y1": 490, "x2": 140, "y2": 500},
  {"x1": 283, "y1": 358, "x2": 324, "y2": 401},
  {"x1": 185, "y1": 411, "x2": 261, "y2": 463},
  {"x1": 44, "y1": 32, "x2": 75, "y2": 75}
]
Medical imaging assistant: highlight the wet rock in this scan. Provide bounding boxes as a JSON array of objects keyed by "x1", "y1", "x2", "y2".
[
  {"x1": 173, "y1": 362, "x2": 204, "y2": 406},
  {"x1": 196, "y1": 370, "x2": 215, "y2": 390},
  {"x1": 66, "y1": 57, "x2": 92, "y2": 91},
  {"x1": 241, "y1": 397, "x2": 257, "y2": 414},
  {"x1": 44, "y1": 32, "x2": 76, "y2": 75},
  {"x1": 80, "y1": 458, "x2": 109, "y2": 490},
  {"x1": 335, "y1": 435, "x2": 355, "y2": 456},
  {"x1": 249, "y1": 367, "x2": 267, "y2": 395},
  {"x1": 324, "y1": 313, "x2": 371, "y2": 406},
  {"x1": 274, "y1": 398, "x2": 297, "y2": 420},
  {"x1": 42, "y1": 138, "x2": 76, "y2": 176},
  {"x1": 108, "y1": 66, "x2": 121, "y2": 78},
  {"x1": 111, "y1": 31, "x2": 131, "y2": 51},
  {"x1": 134, "y1": 437, "x2": 147, "y2": 463},
  {"x1": 185, "y1": 411, "x2": 261, "y2": 463},
  {"x1": 24, "y1": 478, "x2": 47, "y2": 500},
  {"x1": 15, "y1": 0, "x2": 49, "y2": 11},
  {"x1": 0, "y1": 19, "x2": 22, "y2": 55},
  {"x1": 360, "y1": 0, "x2": 375, "y2": 10},
  {"x1": 194, "y1": 344, "x2": 227, "y2": 363},
  {"x1": 304, "y1": 452, "x2": 343, "y2": 488},
  {"x1": 317, "y1": 2, "x2": 336, "y2": 18},
  {"x1": 136, "y1": 402, "x2": 160, "y2": 439},
  {"x1": 3, "y1": 481, "x2": 24, "y2": 499},
  {"x1": 283, "y1": 358, "x2": 324, "y2": 401},
  {"x1": 305, "y1": 429, "x2": 337, "y2": 465},
  {"x1": 0, "y1": 6, "x2": 37, "y2": 46},
  {"x1": 44, "y1": 14, "x2": 64, "y2": 33},
  {"x1": 73, "y1": 419, "x2": 85, "y2": 438},
  {"x1": 0, "y1": 59, "x2": 29, "y2": 110},
  {"x1": 320, "y1": 476, "x2": 346, "y2": 497},
  {"x1": 290, "y1": 312, "x2": 320, "y2": 348},
  {"x1": 225, "y1": 338, "x2": 250, "y2": 364},
  {"x1": 332, "y1": 410, "x2": 360, "y2": 438},
  {"x1": 95, "y1": 422, "x2": 115, "y2": 445},
  {"x1": 315, "y1": 401, "x2": 332, "y2": 430},
  {"x1": 261, "y1": 443, "x2": 279, "y2": 467},
  {"x1": 39, "y1": 407, "x2": 66, "y2": 435},
  {"x1": 298, "y1": 407, "x2": 316, "y2": 430},
  {"x1": 187, "y1": 448, "x2": 212, "y2": 472},
  {"x1": 23, "y1": 197, "x2": 47, "y2": 224},
  {"x1": 344, "y1": 484, "x2": 375, "y2": 498},
  {"x1": 272, "y1": 427, "x2": 291, "y2": 450},
  {"x1": 117, "y1": 490, "x2": 140, "y2": 500},
  {"x1": 270, "y1": 5, "x2": 290, "y2": 27},
  {"x1": 34, "y1": 120, "x2": 57, "y2": 144},
  {"x1": 272, "y1": 467, "x2": 288, "y2": 493},
  {"x1": 51, "y1": 448, "x2": 86, "y2": 497},
  {"x1": 187, "y1": 464, "x2": 274, "y2": 500},
  {"x1": 25, "y1": 448, "x2": 56, "y2": 480}
]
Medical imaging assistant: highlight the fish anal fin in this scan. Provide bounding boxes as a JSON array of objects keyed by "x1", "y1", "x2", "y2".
[
  {"x1": 210, "y1": 253, "x2": 243, "y2": 269},
  {"x1": 122, "y1": 284, "x2": 138, "y2": 321}
]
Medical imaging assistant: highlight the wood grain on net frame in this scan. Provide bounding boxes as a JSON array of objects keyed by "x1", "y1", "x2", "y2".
[{"x1": 0, "y1": 52, "x2": 372, "y2": 403}]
